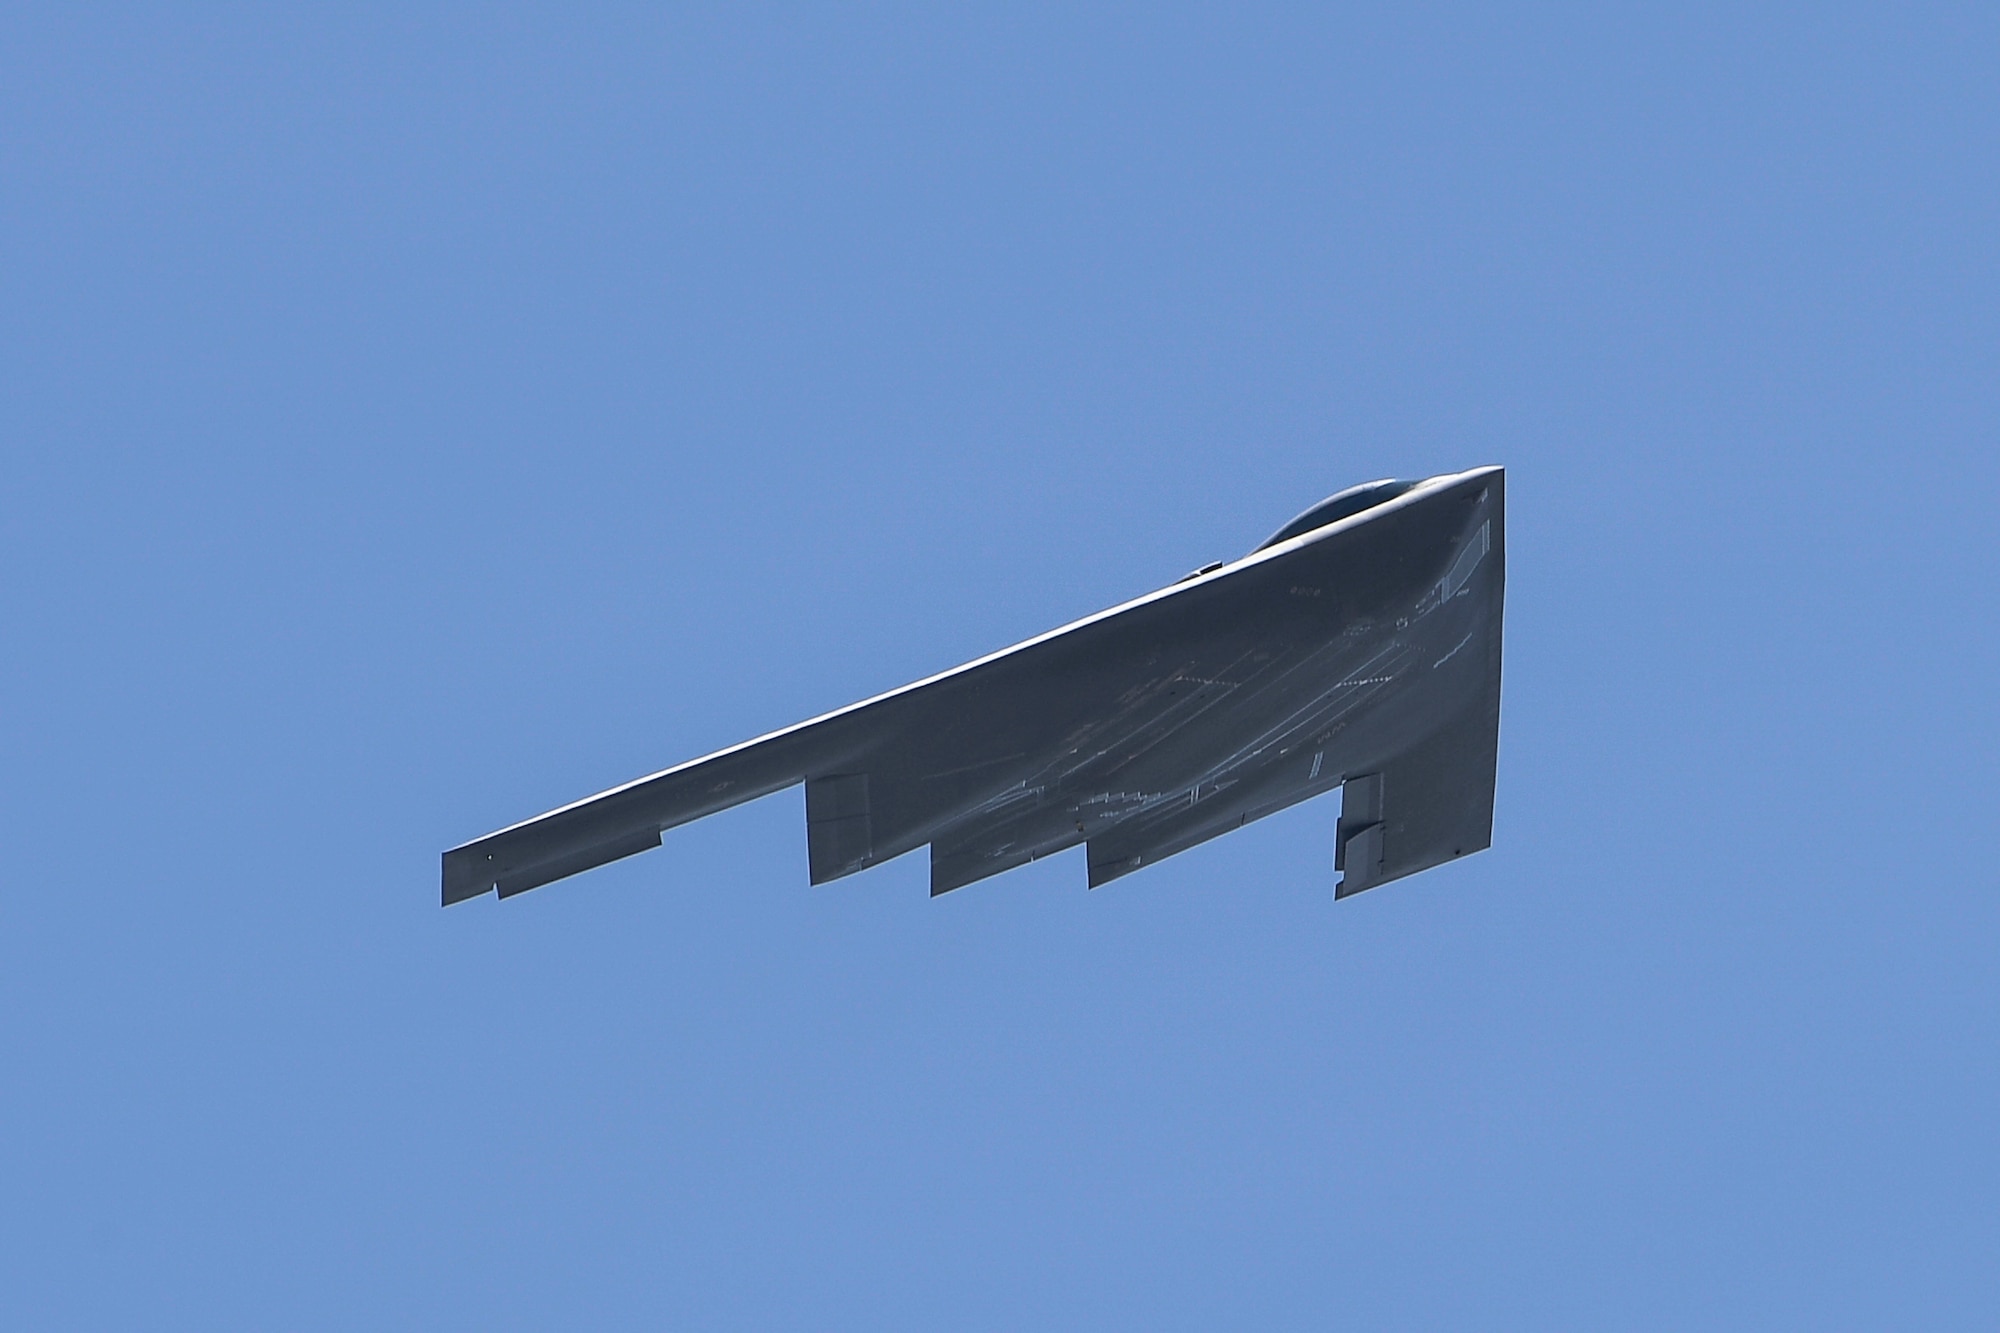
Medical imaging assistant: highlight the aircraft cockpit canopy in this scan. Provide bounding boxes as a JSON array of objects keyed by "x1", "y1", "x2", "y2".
[{"x1": 1256, "y1": 479, "x2": 1418, "y2": 552}]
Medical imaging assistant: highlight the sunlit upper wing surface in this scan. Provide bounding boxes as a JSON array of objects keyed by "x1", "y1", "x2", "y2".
[{"x1": 443, "y1": 467, "x2": 1504, "y2": 905}]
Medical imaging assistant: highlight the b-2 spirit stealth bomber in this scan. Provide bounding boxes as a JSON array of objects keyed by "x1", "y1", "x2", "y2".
[{"x1": 444, "y1": 466, "x2": 1504, "y2": 905}]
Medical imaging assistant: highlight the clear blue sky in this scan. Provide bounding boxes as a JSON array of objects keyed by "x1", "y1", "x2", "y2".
[{"x1": 4, "y1": 6, "x2": 1995, "y2": 1327}]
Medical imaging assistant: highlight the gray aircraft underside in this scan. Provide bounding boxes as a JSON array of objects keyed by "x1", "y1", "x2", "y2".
[{"x1": 443, "y1": 466, "x2": 1505, "y2": 906}]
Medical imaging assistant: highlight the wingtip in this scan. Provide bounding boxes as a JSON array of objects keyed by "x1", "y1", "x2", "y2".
[{"x1": 441, "y1": 848, "x2": 496, "y2": 907}]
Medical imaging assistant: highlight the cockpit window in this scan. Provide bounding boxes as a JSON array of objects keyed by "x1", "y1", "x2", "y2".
[{"x1": 1255, "y1": 479, "x2": 1418, "y2": 552}]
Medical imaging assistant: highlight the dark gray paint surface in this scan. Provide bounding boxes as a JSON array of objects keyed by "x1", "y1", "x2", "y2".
[{"x1": 443, "y1": 466, "x2": 1505, "y2": 905}]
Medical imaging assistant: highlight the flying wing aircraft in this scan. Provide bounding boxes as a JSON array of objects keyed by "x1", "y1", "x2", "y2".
[{"x1": 444, "y1": 466, "x2": 1504, "y2": 906}]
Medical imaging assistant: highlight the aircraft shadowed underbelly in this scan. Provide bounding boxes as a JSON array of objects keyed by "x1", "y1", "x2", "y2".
[{"x1": 442, "y1": 468, "x2": 1504, "y2": 907}]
